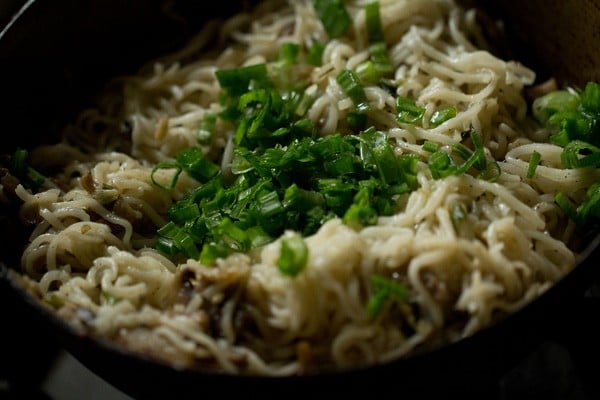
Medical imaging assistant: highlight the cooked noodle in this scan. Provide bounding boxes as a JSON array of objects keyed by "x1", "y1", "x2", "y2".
[{"x1": 9, "y1": 0, "x2": 593, "y2": 375}]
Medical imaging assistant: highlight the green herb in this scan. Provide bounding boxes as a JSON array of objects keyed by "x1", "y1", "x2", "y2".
[
  {"x1": 198, "y1": 112, "x2": 216, "y2": 145},
  {"x1": 365, "y1": 1, "x2": 384, "y2": 43},
  {"x1": 422, "y1": 140, "x2": 439, "y2": 153},
  {"x1": 555, "y1": 183, "x2": 600, "y2": 229},
  {"x1": 355, "y1": 60, "x2": 380, "y2": 86},
  {"x1": 367, "y1": 274, "x2": 409, "y2": 318},
  {"x1": 273, "y1": 43, "x2": 302, "y2": 90},
  {"x1": 11, "y1": 148, "x2": 46, "y2": 192},
  {"x1": 312, "y1": 0, "x2": 352, "y2": 39},
  {"x1": 361, "y1": 2, "x2": 393, "y2": 82},
  {"x1": 430, "y1": 106, "x2": 457, "y2": 126},
  {"x1": 307, "y1": 40, "x2": 326, "y2": 66},
  {"x1": 152, "y1": 62, "x2": 420, "y2": 266},
  {"x1": 427, "y1": 131, "x2": 489, "y2": 179},
  {"x1": 278, "y1": 233, "x2": 309, "y2": 276},
  {"x1": 527, "y1": 150, "x2": 542, "y2": 178},
  {"x1": 215, "y1": 64, "x2": 273, "y2": 97},
  {"x1": 346, "y1": 112, "x2": 368, "y2": 130},
  {"x1": 279, "y1": 43, "x2": 300, "y2": 64},
  {"x1": 396, "y1": 96, "x2": 425, "y2": 124},
  {"x1": 337, "y1": 69, "x2": 371, "y2": 113},
  {"x1": 533, "y1": 82, "x2": 600, "y2": 147},
  {"x1": 151, "y1": 148, "x2": 220, "y2": 190},
  {"x1": 561, "y1": 140, "x2": 600, "y2": 169},
  {"x1": 532, "y1": 81, "x2": 600, "y2": 228},
  {"x1": 154, "y1": 128, "x2": 417, "y2": 263}
]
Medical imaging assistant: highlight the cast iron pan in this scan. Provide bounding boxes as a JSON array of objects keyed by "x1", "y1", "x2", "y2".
[{"x1": 1, "y1": 0, "x2": 600, "y2": 397}]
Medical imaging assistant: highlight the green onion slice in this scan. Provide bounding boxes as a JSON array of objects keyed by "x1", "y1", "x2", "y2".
[
  {"x1": 527, "y1": 150, "x2": 542, "y2": 178},
  {"x1": 278, "y1": 234, "x2": 309, "y2": 276},
  {"x1": 312, "y1": 0, "x2": 352, "y2": 38},
  {"x1": 396, "y1": 96, "x2": 425, "y2": 124},
  {"x1": 337, "y1": 69, "x2": 371, "y2": 113},
  {"x1": 367, "y1": 274, "x2": 409, "y2": 318}
]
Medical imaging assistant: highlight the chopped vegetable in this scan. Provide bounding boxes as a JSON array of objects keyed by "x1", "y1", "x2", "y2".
[
  {"x1": 561, "y1": 140, "x2": 600, "y2": 169},
  {"x1": 154, "y1": 125, "x2": 417, "y2": 263},
  {"x1": 365, "y1": 2, "x2": 392, "y2": 74},
  {"x1": 396, "y1": 96, "x2": 425, "y2": 124},
  {"x1": 312, "y1": 0, "x2": 352, "y2": 39},
  {"x1": 215, "y1": 64, "x2": 273, "y2": 97},
  {"x1": 10, "y1": 148, "x2": 46, "y2": 192},
  {"x1": 527, "y1": 150, "x2": 542, "y2": 178},
  {"x1": 198, "y1": 113, "x2": 217, "y2": 145},
  {"x1": 277, "y1": 233, "x2": 309, "y2": 276},
  {"x1": 337, "y1": 69, "x2": 371, "y2": 113},
  {"x1": 555, "y1": 183, "x2": 600, "y2": 229},
  {"x1": 427, "y1": 131, "x2": 490, "y2": 179},
  {"x1": 430, "y1": 106, "x2": 457, "y2": 126},
  {"x1": 367, "y1": 274, "x2": 409, "y2": 318},
  {"x1": 534, "y1": 82, "x2": 600, "y2": 228},
  {"x1": 533, "y1": 82, "x2": 600, "y2": 147},
  {"x1": 365, "y1": 1, "x2": 384, "y2": 43},
  {"x1": 355, "y1": 60, "x2": 380, "y2": 86},
  {"x1": 307, "y1": 40, "x2": 326, "y2": 66}
]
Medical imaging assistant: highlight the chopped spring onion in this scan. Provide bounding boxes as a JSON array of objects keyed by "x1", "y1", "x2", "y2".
[
  {"x1": 365, "y1": 1, "x2": 384, "y2": 43},
  {"x1": 11, "y1": 148, "x2": 46, "y2": 192},
  {"x1": 422, "y1": 140, "x2": 439, "y2": 153},
  {"x1": 337, "y1": 69, "x2": 371, "y2": 113},
  {"x1": 279, "y1": 43, "x2": 300, "y2": 64},
  {"x1": 150, "y1": 162, "x2": 181, "y2": 190},
  {"x1": 346, "y1": 112, "x2": 368, "y2": 130},
  {"x1": 151, "y1": 148, "x2": 220, "y2": 190},
  {"x1": 478, "y1": 161, "x2": 501, "y2": 182},
  {"x1": 396, "y1": 96, "x2": 425, "y2": 124},
  {"x1": 427, "y1": 131, "x2": 490, "y2": 179},
  {"x1": 307, "y1": 40, "x2": 326, "y2": 66},
  {"x1": 555, "y1": 183, "x2": 600, "y2": 228},
  {"x1": 365, "y1": 2, "x2": 392, "y2": 74},
  {"x1": 527, "y1": 150, "x2": 542, "y2": 178},
  {"x1": 215, "y1": 64, "x2": 273, "y2": 97},
  {"x1": 198, "y1": 112, "x2": 216, "y2": 145},
  {"x1": 368, "y1": 41, "x2": 393, "y2": 76},
  {"x1": 430, "y1": 106, "x2": 457, "y2": 126},
  {"x1": 274, "y1": 43, "x2": 302, "y2": 89},
  {"x1": 367, "y1": 274, "x2": 409, "y2": 318},
  {"x1": 453, "y1": 132, "x2": 486, "y2": 175},
  {"x1": 342, "y1": 185, "x2": 378, "y2": 230},
  {"x1": 277, "y1": 233, "x2": 309, "y2": 276},
  {"x1": 154, "y1": 128, "x2": 418, "y2": 263},
  {"x1": 574, "y1": 183, "x2": 600, "y2": 225},
  {"x1": 355, "y1": 127, "x2": 400, "y2": 185},
  {"x1": 355, "y1": 60, "x2": 380, "y2": 86},
  {"x1": 153, "y1": 62, "x2": 421, "y2": 267},
  {"x1": 534, "y1": 82, "x2": 600, "y2": 148},
  {"x1": 532, "y1": 89, "x2": 580, "y2": 126},
  {"x1": 561, "y1": 140, "x2": 600, "y2": 169},
  {"x1": 312, "y1": 0, "x2": 352, "y2": 39},
  {"x1": 176, "y1": 147, "x2": 221, "y2": 182},
  {"x1": 535, "y1": 82, "x2": 600, "y2": 226}
]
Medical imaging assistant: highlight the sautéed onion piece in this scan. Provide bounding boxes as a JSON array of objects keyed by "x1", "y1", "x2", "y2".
[{"x1": 5, "y1": 0, "x2": 600, "y2": 375}]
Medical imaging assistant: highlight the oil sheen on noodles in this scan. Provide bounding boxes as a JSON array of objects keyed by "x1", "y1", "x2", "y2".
[{"x1": 14, "y1": 0, "x2": 592, "y2": 375}]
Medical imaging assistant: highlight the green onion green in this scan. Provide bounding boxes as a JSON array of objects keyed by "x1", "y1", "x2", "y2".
[{"x1": 312, "y1": 0, "x2": 352, "y2": 39}]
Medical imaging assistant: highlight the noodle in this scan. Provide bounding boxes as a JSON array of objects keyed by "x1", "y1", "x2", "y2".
[{"x1": 6, "y1": 0, "x2": 596, "y2": 376}]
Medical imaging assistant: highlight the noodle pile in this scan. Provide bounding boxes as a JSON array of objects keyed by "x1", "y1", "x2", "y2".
[{"x1": 9, "y1": 0, "x2": 597, "y2": 375}]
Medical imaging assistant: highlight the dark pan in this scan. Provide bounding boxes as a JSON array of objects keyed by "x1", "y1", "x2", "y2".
[{"x1": 1, "y1": 0, "x2": 600, "y2": 397}]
